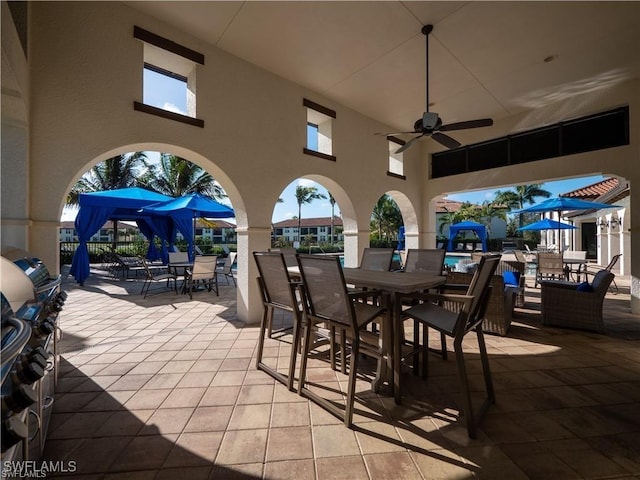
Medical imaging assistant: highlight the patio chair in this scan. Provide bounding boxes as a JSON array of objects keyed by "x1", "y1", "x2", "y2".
[
  {"x1": 253, "y1": 251, "x2": 304, "y2": 391},
  {"x1": 269, "y1": 247, "x2": 298, "y2": 268},
  {"x1": 540, "y1": 269, "x2": 615, "y2": 332},
  {"x1": 296, "y1": 254, "x2": 390, "y2": 428},
  {"x1": 397, "y1": 254, "x2": 500, "y2": 438},
  {"x1": 140, "y1": 257, "x2": 178, "y2": 298},
  {"x1": 402, "y1": 248, "x2": 447, "y2": 371},
  {"x1": 584, "y1": 253, "x2": 621, "y2": 293},
  {"x1": 563, "y1": 250, "x2": 587, "y2": 281},
  {"x1": 217, "y1": 252, "x2": 237, "y2": 286},
  {"x1": 535, "y1": 252, "x2": 564, "y2": 286},
  {"x1": 359, "y1": 247, "x2": 394, "y2": 271},
  {"x1": 185, "y1": 255, "x2": 219, "y2": 298}
]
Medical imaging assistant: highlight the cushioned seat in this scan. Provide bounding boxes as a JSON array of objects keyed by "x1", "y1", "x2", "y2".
[{"x1": 540, "y1": 269, "x2": 615, "y2": 332}]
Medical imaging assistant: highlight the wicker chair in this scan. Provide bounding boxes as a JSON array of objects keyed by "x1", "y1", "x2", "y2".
[
  {"x1": 540, "y1": 269, "x2": 615, "y2": 332},
  {"x1": 443, "y1": 259, "x2": 523, "y2": 336}
]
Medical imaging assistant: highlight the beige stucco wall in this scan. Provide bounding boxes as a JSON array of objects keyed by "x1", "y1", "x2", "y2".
[{"x1": 2, "y1": 2, "x2": 639, "y2": 318}]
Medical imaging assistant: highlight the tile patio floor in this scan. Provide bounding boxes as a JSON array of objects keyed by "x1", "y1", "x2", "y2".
[{"x1": 43, "y1": 266, "x2": 640, "y2": 479}]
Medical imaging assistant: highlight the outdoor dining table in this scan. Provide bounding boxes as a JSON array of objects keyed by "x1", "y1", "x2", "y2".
[
  {"x1": 288, "y1": 265, "x2": 445, "y2": 403},
  {"x1": 562, "y1": 258, "x2": 589, "y2": 282},
  {"x1": 169, "y1": 261, "x2": 193, "y2": 293}
]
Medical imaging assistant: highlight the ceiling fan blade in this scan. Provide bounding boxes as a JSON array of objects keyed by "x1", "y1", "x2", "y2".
[
  {"x1": 395, "y1": 134, "x2": 423, "y2": 154},
  {"x1": 431, "y1": 132, "x2": 461, "y2": 149},
  {"x1": 374, "y1": 131, "x2": 420, "y2": 136},
  {"x1": 440, "y1": 118, "x2": 493, "y2": 132}
]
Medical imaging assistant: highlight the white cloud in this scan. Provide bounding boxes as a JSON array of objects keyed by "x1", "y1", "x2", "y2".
[
  {"x1": 162, "y1": 102, "x2": 186, "y2": 115},
  {"x1": 297, "y1": 178, "x2": 316, "y2": 188}
]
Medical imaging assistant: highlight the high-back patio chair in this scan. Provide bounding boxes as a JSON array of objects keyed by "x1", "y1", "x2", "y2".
[
  {"x1": 585, "y1": 253, "x2": 621, "y2": 293},
  {"x1": 140, "y1": 257, "x2": 178, "y2": 298},
  {"x1": 296, "y1": 254, "x2": 390, "y2": 428},
  {"x1": 186, "y1": 255, "x2": 218, "y2": 298},
  {"x1": 253, "y1": 251, "x2": 304, "y2": 391},
  {"x1": 359, "y1": 248, "x2": 394, "y2": 271},
  {"x1": 403, "y1": 249, "x2": 446, "y2": 275},
  {"x1": 397, "y1": 254, "x2": 501, "y2": 438},
  {"x1": 535, "y1": 252, "x2": 564, "y2": 286},
  {"x1": 269, "y1": 247, "x2": 298, "y2": 268},
  {"x1": 217, "y1": 252, "x2": 237, "y2": 286}
]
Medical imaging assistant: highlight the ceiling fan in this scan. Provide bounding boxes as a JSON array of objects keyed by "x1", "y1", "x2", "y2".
[{"x1": 378, "y1": 25, "x2": 493, "y2": 153}]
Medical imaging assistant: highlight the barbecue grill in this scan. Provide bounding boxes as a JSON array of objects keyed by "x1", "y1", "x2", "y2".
[{"x1": 1, "y1": 250, "x2": 66, "y2": 467}]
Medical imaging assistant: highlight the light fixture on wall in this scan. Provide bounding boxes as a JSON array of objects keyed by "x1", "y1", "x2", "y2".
[
  {"x1": 596, "y1": 218, "x2": 608, "y2": 228},
  {"x1": 610, "y1": 217, "x2": 620, "y2": 228}
]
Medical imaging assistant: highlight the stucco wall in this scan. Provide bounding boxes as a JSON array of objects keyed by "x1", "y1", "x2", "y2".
[
  {"x1": 22, "y1": 2, "x2": 427, "y2": 323},
  {"x1": 2, "y1": 2, "x2": 639, "y2": 318}
]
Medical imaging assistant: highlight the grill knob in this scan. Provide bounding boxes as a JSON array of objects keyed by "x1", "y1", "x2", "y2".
[
  {"x1": 2, "y1": 384, "x2": 37, "y2": 413},
  {"x1": 15, "y1": 358, "x2": 45, "y2": 384},
  {"x1": 35, "y1": 319, "x2": 56, "y2": 338},
  {"x1": 1, "y1": 415, "x2": 28, "y2": 452}
]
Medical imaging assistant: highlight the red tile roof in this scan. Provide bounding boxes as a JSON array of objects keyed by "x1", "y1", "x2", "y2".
[
  {"x1": 273, "y1": 217, "x2": 343, "y2": 228},
  {"x1": 561, "y1": 177, "x2": 619, "y2": 199}
]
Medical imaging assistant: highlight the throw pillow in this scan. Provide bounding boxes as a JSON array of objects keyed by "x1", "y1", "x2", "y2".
[
  {"x1": 502, "y1": 271, "x2": 521, "y2": 287},
  {"x1": 576, "y1": 282, "x2": 593, "y2": 292}
]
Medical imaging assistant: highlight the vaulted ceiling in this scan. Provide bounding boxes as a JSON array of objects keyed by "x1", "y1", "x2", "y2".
[{"x1": 126, "y1": 1, "x2": 640, "y2": 136}]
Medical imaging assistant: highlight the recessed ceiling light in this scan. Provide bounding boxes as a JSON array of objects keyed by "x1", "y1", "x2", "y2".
[{"x1": 544, "y1": 55, "x2": 558, "y2": 63}]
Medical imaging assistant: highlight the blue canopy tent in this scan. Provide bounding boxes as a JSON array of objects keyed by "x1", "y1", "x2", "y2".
[
  {"x1": 141, "y1": 193, "x2": 235, "y2": 260},
  {"x1": 69, "y1": 187, "x2": 176, "y2": 285},
  {"x1": 447, "y1": 221, "x2": 488, "y2": 252}
]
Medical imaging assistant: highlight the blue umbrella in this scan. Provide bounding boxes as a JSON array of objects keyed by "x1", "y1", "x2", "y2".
[
  {"x1": 516, "y1": 197, "x2": 619, "y2": 250},
  {"x1": 142, "y1": 193, "x2": 235, "y2": 259},
  {"x1": 515, "y1": 197, "x2": 619, "y2": 214},
  {"x1": 517, "y1": 218, "x2": 576, "y2": 231}
]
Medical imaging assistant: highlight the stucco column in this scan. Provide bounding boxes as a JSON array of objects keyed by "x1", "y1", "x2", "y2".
[
  {"x1": 30, "y1": 220, "x2": 61, "y2": 275},
  {"x1": 343, "y1": 230, "x2": 367, "y2": 268},
  {"x1": 628, "y1": 196, "x2": 639, "y2": 314},
  {"x1": 235, "y1": 226, "x2": 271, "y2": 325}
]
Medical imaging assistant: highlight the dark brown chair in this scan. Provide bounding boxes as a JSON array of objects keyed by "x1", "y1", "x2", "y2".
[
  {"x1": 296, "y1": 254, "x2": 390, "y2": 428},
  {"x1": 253, "y1": 251, "x2": 304, "y2": 391},
  {"x1": 359, "y1": 247, "x2": 394, "y2": 271},
  {"x1": 397, "y1": 254, "x2": 501, "y2": 438}
]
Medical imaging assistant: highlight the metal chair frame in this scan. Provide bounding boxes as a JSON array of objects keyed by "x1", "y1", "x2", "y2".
[{"x1": 397, "y1": 254, "x2": 501, "y2": 438}]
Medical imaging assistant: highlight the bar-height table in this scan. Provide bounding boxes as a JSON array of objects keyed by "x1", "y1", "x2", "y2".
[{"x1": 289, "y1": 265, "x2": 445, "y2": 402}]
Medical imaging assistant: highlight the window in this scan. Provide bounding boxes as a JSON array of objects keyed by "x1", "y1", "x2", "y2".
[
  {"x1": 387, "y1": 137, "x2": 405, "y2": 177},
  {"x1": 133, "y1": 26, "x2": 204, "y2": 127},
  {"x1": 303, "y1": 98, "x2": 336, "y2": 161}
]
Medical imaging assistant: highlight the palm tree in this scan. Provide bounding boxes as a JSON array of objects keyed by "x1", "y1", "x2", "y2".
[
  {"x1": 67, "y1": 152, "x2": 147, "y2": 248},
  {"x1": 138, "y1": 153, "x2": 224, "y2": 198},
  {"x1": 67, "y1": 152, "x2": 147, "y2": 206},
  {"x1": 295, "y1": 185, "x2": 326, "y2": 243},
  {"x1": 328, "y1": 192, "x2": 336, "y2": 244},
  {"x1": 371, "y1": 195, "x2": 402, "y2": 243},
  {"x1": 494, "y1": 184, "x2": 552, "y2": 229}
]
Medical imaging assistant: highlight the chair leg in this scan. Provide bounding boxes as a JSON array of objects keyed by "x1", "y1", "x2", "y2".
[
  {"x1": 440, "y1": 332, "x2": 448, "y2": 360},
  {"x1": 421, "y1": 323, "x2": 429, "y2": 379},
  {"x1": 453, "y1": 338, "x2": 476, "y2": 438},
  {"x1": 340, "y1": 328, "x2": 347, "y2": 375},
  {"x1": 297, "y1": 318, "x2": 315, "y2": 395},
  {"x1": 344, "y1": 336, "x2": 360, "y2": 428},
  {"x1": 287, "y1": 315, "x2": 301, "y2": 392},
  {"x1": 476, "y1": 327, "x2": 495, "y2": 405}
]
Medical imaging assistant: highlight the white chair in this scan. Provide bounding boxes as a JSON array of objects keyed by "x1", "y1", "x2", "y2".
[
  {"x1": 217, "y1": 252, "x2": 237, "y2": 286},
  {"x1": 186, "y1": 255, "x2": 218, "y2": 298}
]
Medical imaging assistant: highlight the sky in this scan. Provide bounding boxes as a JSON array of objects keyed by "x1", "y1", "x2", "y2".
[{"x1": 62, "y1": 68, "x2": 606, "y2": 223}]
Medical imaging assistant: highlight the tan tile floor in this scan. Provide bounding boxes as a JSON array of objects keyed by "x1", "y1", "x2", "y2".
[{"x1": 43, "y1": 266, "x2": 640, "y2": 479}]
